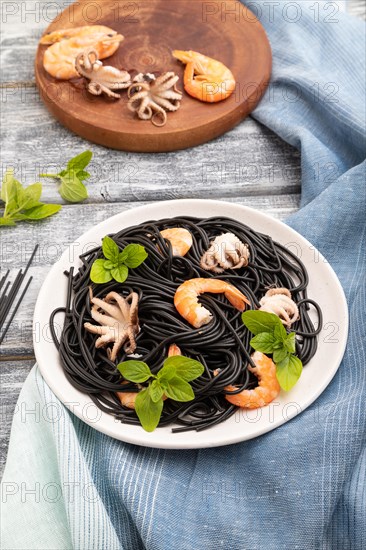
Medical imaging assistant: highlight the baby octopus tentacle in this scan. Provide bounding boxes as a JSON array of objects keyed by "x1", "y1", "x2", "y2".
[
  {"x1": 84, "y1": 289, "x2": 140, "y2": 361},
  {"x1": 259, "y1": 287, "x2": 299, "y2": 327},
  {"x1": 127, "y1": 71, "x2": 183, "y2": 126}
]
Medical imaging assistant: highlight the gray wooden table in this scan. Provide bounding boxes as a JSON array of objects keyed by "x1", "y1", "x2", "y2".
[{"x1": 0, "y1": 0, "x2": 363, "y2": 478}]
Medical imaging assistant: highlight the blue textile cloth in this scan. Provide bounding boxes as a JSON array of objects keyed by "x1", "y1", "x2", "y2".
[{"x1": 2, "y1": 2, "x2": 365, "y2": 549}]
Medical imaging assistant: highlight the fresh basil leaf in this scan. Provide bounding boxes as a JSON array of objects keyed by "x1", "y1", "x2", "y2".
[
  {"x1": 77, "y1": 170, "x2": 90, "y2": 181},
  {"x1": 66, "y1": 150, "x2": 93, "y2": 172},
  {"x1": 103, "y1": 260, "x2": 115, "y2": 270},
  {"x1": 90, "y1": 259, "x2": 113, "y2": 283},
  {"x1": 102, "y1": 236, "x2": 119, "y2": 263},
  {"x1": 59, "y1": 174, "x2": 88, "y2": 203},
  {"x1": 0, "y1": 217, "x2": 16, "y2": 226},
  {"x1": 149, "y1": 380, "x2": 164, "y2": 403},
  {"x1": 285, "y1": 332, "x2": 296, "y2": 353},
  {"x1": 20, "y1": 204, "x2": 61, "y2": 220},
  {"x1": 250, "y1": 332, "x2": 276, "y2": 353},
  {"x1": 276, "y1": 355, "x2": 289, "y2": 369},
  {"x1": 273, "y1": 348, "x2": 288, "y2": 364},
  {"x1": 157, "y1": 364, "x2": 177, "y2": 385},
  {"x1": 276, "y1": 355, "x2": 302, "y2": 391},
  {"x1": 163, "y1": 356, "x2": 204, "y2": 382},
  {"x1": 163, "y1": 376, "x2": 195, "y2": 402},
  {"x1": 117, "y1": 360, "x2": 152, "y2": 383},
  {"x1": 274, "y1": 323, "x2": 288, "y2": 342},
  {"x1": 242, "y1": 310, "x2": 282, "y2": 335},
  {"x1": 122, "y1": 244, "x2": 148, "y2": 269},
  {"x1": 118, "y1": 250, "x2": 128, "y2": 264},
  {"x1": 135, "y1": 388, "x2": 163, "y2": 432},
  {"x1": 1, "y1": 169, "x2": 18, "y2": 205},
  {"x1": 111, "y1": 264, "x2": 128, "y2": 283},
  {"x1": 21, "y1": 183, "x2": 43, "y2": 209}
]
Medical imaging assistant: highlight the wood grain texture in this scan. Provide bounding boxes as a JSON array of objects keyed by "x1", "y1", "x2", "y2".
[
  {"x1": 34, "y1": 0, "x2": 272, "y2": 152},
  {"x1": 1, "y1": 0, "x2": 363, "y2": 474},
  {"x1": 0, "y1": 194, "x2": 300, "y2": 357},
  {"x1": 0, "y1": 91, "x2": 301, "y2": 201}
]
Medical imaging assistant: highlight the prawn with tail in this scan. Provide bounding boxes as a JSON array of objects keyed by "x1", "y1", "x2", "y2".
[
  {"x1": 41, "y1": 25, "x2": 124, "y2": 80},
  {"x1": 224, "y1": 351, "x2": 280, "y2": 409},
  {"x1": 174, "y1": 278, "x2": 250, "y2": 328},
  {"x1": 117, "y1": 343, "x2": 181, "y2": 410},
  {"x1": 172, "y1": 50, "x2": 236, "y2": 103}
]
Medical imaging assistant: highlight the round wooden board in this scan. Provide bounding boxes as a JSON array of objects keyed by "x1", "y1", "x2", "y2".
[{"x1": 35, "y1": 0, "x2": 272, "y2": 153}]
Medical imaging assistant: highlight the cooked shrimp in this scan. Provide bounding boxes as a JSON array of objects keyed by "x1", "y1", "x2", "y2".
[
  {"x1": 174, "y1": 278, "x2": 250, "y2": 328},
  {"x1": 172, "y1": 50, "x2": 235, "y2": 103},
  {"x1": 160, "y1": 228, "x2": 193, "y2": 257},
  {"x1": 117, "y1": 344, "x2": 181, "y2": 409},
  {"x1": 224, "y1": 351, "x2": 280, "y2": 409},
  {"x1": 41, "y1": 25, "x2": 124, "y2": 79}
]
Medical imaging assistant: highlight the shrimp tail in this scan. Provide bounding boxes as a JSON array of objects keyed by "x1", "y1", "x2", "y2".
[
  {"x1": 224, "y1": 289, "x2": 250, "y2": 311},
  {"x1": 168, "y1": 343, "x2": 181, "y2": 356}
]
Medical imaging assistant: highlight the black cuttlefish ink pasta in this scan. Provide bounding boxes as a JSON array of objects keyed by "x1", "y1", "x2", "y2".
[{"x1": 50, "y1": 216, "x2": 322, "y2": 433}]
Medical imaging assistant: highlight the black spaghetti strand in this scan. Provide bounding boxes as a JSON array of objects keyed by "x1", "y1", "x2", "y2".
[{"x1": 50, "y1": 216, "x2": 322, "y2": 432}]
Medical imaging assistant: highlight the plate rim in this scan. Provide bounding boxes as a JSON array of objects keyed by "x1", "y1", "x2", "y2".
[{"x1": 33, "y1": 199, "x2": 349, "y2": 449}]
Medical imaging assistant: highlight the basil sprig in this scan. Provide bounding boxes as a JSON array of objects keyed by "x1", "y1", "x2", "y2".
[
  {"x1": 40, "y1": 150, "x2": 92, "y2": 203},
  {"x1": 90, "y1": 236, "x2": 148, "y2": 284},
  {"x1": 0, "y1": 169, "x2": 61, "y2": 226},
  {"x1": 117, "y1": 356, "x2": 205, "y2": 432},
  {"x1": 242, "y1": 310, "x2": 303, "y2": 391}
]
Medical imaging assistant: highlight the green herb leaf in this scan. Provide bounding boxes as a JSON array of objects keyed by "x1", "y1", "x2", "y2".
[
  {"x1": 1, "y1": 168, "x2": 61, "y2": 227},
  {"x1": 90, "y1": 239, "x2": 148, "y2": 285},
  {"x1": 273, "y1": 348, "x2": 289, "y2": 364},
  {"x1": 135, "y1": 388, "x2": 163, "y2": 432},
  {"x1": 18, "y1": 204, "x2": 61, "y2": 220},
  {"x1": 276, "y1": 355, "x2": 303, "y2": 391},
  {"x1": 285, "y1": 332, "x2": 296, "y2": 353},
  {"x1": 243, "y1": 307, "x2": 303, "y2": 393},
  {"x1": 102, "y1": 236, "x2": 119, "y2": 263},
  {"x1": 149, "y1": 380, "x2": 164, "y2": 403},
  {"x1": 274, "y1": 323, "x2": 288, "y2": 343},
  {"x1": 77, "y1": 170, "x2": 90, "y2": 182},
  {"x1": 110, "y1": 264, "x2": 129, "y2": 283},
  {"x1": 250, "y1": 332, "x2": 277, "y2": 354},
  {"x1": 15, "y1": 182, "x2": 43, "y2": 211},
  {"x1": 163, "y1": 356, "x2": 205, "y2": 382},
  {"x1": 0, "y1": 217, "x2": 16, "y2": 226},
  {"x1": 103, "y1": 260, "x2": 115, "y2": 270},
  {"x1": 157, "y1": 364, "x2": 177, "y2": 384},
  {"x1": 67, "y1": 150, "x2": 93, "y2": 173},
  {"x1": 59, "y1": 174, "x2": 88, "y2": 203},
  {"x1": 117, "y1": 360, "x2": 152, "y2": 383},
  {"x1": 241, "y1": 310, "x2": 282, "y2": 335},
  {"x1": 90, "y1": 259, "x2": 113, "y2": 284},
  {"x1": 122, "y1": 244, "x2": 148, "y2": 269},
  {"x1": 118, "y1": 250, "x2": 128, "y2": 264},
  {"x1": 40, "y1": 150, "x2": 92, "y2": 203},
  {"x1": 163, "y1": 376, "x2": 195, "y2": 402},
  {"x1": 1, "y1": 169, "x2": 18, "y2": 206}
]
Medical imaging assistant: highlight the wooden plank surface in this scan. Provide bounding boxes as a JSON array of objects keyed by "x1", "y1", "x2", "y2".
[
  {"x1": 1, "y1": 0, "x2": 364, "y2": 480},
  {"x1": 0, "y1": 195, "x2": 300, "y2": 357}
]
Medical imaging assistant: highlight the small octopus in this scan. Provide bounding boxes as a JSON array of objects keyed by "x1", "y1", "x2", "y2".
[
  {"x1": 200, "y1": 233, "x2": 250, "y2": 274},
  {"x1": 84, "y1": 289, "x2": 139, "y2": 361},
  {"x1": 127, "y1": 72, "x2": 183, "y2": 126},
  {"x1": 259, "y1": 287, "x2": 299, "y2": 327},
  {"x1": 75, "y1": 49, "x2": 131, "y2": 98}
]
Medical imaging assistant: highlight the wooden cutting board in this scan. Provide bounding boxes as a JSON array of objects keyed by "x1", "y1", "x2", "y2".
[{"x1": 35, "y1": 0, "x2": 272, "y2": 153}]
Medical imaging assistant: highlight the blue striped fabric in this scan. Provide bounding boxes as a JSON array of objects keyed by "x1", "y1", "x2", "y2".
[{"x1": 1, "y1": 1, "x2": 365, "y2": 549}]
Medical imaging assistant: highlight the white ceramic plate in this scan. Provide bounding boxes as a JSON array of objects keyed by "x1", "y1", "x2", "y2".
[{"x1": 34, "y1": 200, "x2": 348, "y2": 449}]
